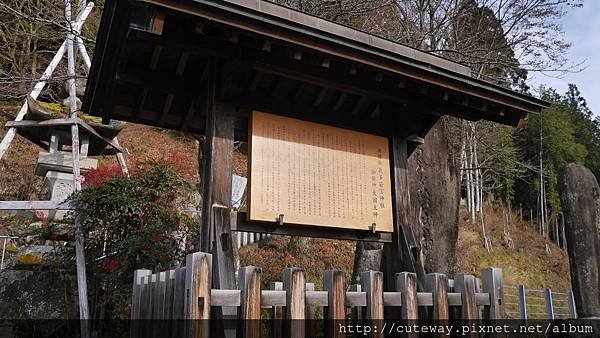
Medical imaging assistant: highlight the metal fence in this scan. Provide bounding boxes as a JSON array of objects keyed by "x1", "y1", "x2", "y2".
[{"x1": 504, "y1": 284, "x2": 577, "y2": 319}]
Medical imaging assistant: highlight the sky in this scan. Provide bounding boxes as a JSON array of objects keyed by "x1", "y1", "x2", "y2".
[{"x1": 527, "y1": 0, "x2": 600, "y2": 117}]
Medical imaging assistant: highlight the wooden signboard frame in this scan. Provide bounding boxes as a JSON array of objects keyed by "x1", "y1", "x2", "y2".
[{"x1": 247, "y1": 111, "x2": 394, "y2": 233}]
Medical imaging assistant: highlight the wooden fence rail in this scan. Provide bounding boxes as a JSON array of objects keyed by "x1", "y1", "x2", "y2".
[{"x1": 131, "y1": 252, "x2": 506, "y2": 338}]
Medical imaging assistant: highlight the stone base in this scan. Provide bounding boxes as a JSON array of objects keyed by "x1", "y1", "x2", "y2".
[
  {"x1": 34, "y1": 151, "x2": 97, "y2": 177},
  {"x1": 43, "y1": 171, "x2": 75, "y2": 220}
]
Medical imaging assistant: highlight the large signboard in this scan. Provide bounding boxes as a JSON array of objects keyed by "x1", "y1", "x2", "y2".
[{"x1": 248, "y1": 111, "x2": 393, "y2": 232}]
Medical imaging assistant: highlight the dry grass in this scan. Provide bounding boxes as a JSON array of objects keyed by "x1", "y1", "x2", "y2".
[{"x1": 455, "y1": 204, "x2": 571, "y2": 291}]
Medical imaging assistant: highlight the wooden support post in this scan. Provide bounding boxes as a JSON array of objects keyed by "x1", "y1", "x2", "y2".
[
  {"x1": 517, "y1": 284, "x2": 527, "y2": 320},
  {"x1": 361, "y1": 271, "x2": 384, "y2": 338},
  {"x1": 396, "y1": 272, "x2": 418, "y2": 320},
  {"x1": 382, "y1": 135, "x2": 425, "y2": 290},
  {"x1": 199, "y1": 57, "x2": 236, "y2": 336},
  {"x1": 239, "y1": 266, "x2": 262, "y2": 338},
  {"x1": 65, "y1": 2, "x2": 90, "y2": 337},
  {"x1": 184, "y1": 252, "x2": 212, "y2": 338},
  {"x1": 567, "y1": 290, "x2": 577, "y2": 319},
  {"x1": 544, "y1": 288, "x2": 555, "y2": 320},
  {"x1": 482, "y1": 268, "x2": 505, "y2": 320},
  {"x1": 324, "y1": 269, "x2": 346, "y2": 338},
  {"x1": 425, "y1": 273, "x2": 449, "y2": 321},
  {"x1": 270, "y1": 282, "x2": 283, "y2": 338},
  {"x1": 454, "y1": 274, "x2": 479, "y2": 320},
  {"x1": 283, "y1": 268, "x2": 305, "y2": 338},
  {"x1": 172, "y1": 267, "x2": 186, "y2": 338}
]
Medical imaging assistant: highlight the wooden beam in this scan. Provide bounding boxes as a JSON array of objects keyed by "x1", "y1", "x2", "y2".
[
  {"x1": 230, "y1": 211, "x2": 392, "y2": 242},
  {"x1": 0, "y1": 201, "x2": 71, "y2": 210}
]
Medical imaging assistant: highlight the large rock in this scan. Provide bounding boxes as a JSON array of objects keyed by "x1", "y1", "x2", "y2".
[
  {"x1": 558, "y1": 163, "x2": 600, "y2": 317},
  {"x1": 352, "y1": 122, "x2": 459, "y2": 280},
  {"x1": 407, "y1": 122, "x2": 459, "y2": 274},
  {"x1": 0, "y1": 270, "x2": 78, "y2": 320}
]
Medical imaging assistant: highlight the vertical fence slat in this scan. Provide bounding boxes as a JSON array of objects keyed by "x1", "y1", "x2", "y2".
[
  {"x1": 184, "y1": 252, "x2": 212, "y2": 338},
  {"x1": 132, "y1": 270, "x2": 151, "y2": 338},
  {"x1": 240, "y1": 266, "x2": 262, "y2": 338},
  {"x1": 284, "y1": 268, "x2": 305, "y2": 338},
  {"x1": 361, "y1": 271, "x2": 384, "y2": 338},
  {"x1": 361, "y1": 271, "x2": 384, "y2": 319},
  {"x1": 517, "y1": 284, "x2": 527, "y2": 320},
  {"x1": 156, "y1": 272, "x2": 167, "y2": 319},
  {"x1": 324, "y1": 269, "x2": 346, "y2": 338},
  {"x1": 172, "y1": 267, "x2": 186, "y2": 319},
  {"x1": 482, "y1": 267, "x2": 504, "y2": 320},
  {"x1": 270, "y1": 282, "x2": 283, "y2": 338},
  {"x1": 139, "y1": 276, "x2": 151, "y2": 319},
  {"x1": 164, "y1": 270, "x2": 176, "y2": 320},
  {"x1": 425, "y1": 273, "x2": 449, "y2": 320},
  {"x1": 396, "y1": 272, "x2": 418, "y2": 320},
  {"x1": 132, "y1": 269, "x2": 152, "y2": 319},
  {"x1": 150, "y1": 274, "x2": 158, "y2": 319},
  {"x1": 567, "y1": 290, "x2": 577, "y2": 319},
  {"x1": 455, "y1": 274, "x2": 479, "y2": 320},
  {"x1": 544, "y1": 288, "x2": 555, "y2": 320}
]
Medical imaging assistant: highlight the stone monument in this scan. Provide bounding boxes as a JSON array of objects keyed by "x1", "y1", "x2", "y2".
[{"x1": 558, "y1": 163, "x2": 600, "y2": 318}]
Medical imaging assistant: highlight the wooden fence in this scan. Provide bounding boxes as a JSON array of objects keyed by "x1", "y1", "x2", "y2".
[
  {"x1": 504, "y1": 284, "x2": 577, "y2": 320},
  {"x1": 131, "y1": 252, "x2": 508, "y2": 338}
]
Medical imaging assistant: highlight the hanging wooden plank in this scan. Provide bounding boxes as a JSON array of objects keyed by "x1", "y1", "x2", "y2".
[{"x1": 248, "y1": 110, "x2": 394, "y2": 232}]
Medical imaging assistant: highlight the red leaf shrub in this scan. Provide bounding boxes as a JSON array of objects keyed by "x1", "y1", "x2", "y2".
[{"x1": 83, "y1": 165, "x2": 123, "y2": 188}]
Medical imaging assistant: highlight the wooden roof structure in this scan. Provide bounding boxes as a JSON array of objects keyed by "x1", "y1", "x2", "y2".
[{"x1": 83, "y1": 0, "x2": 548, "y2": 141}]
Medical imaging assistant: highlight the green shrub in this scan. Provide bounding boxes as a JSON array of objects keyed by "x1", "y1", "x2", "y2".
[{"x1": 68, "y1": 165, "x2": 199, "y2": 319}]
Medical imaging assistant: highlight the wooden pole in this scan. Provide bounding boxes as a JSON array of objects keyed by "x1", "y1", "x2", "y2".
[
  {"x1": 65, "y1": 1, "x2": 90, "y2": 335},
  {"x1": 184, "y1": 252, "x2": 212, "y2": 338},
  {"x1": 425, "y1": 273, "x2": 449, "y2": 321},
  {"x1": 283, "y1": 268, "x2": 305, "y2": 338},
  {"x1": 323, "y1": 269, "x2": 346, "y2": 338},
  {"x1": 395, "y1": 272, "x2": 418, "y2": 320},
  {"x1": 454, "y1": 274, "x2": 479, "y2": 320},
  {"x1": 239, "y1": 266, "x2": 261, "y2": 338},
  {"x1": 361, "y1": 271, "x2": 384, "y2": 338}
]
